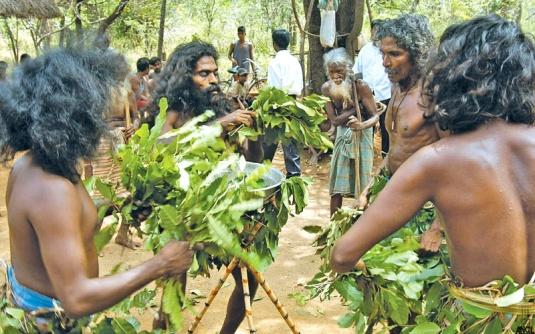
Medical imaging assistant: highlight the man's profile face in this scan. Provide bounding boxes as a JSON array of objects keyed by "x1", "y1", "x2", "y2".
[
  {"x1": 327, "y1": 63, "x2": 347, "y2": 85},
  {"x1": 192, "y1": 56, "x2": 219, "y2": 93},
  {"x1": 380, "y1": 36, "x2": 412, "y2": 84}
]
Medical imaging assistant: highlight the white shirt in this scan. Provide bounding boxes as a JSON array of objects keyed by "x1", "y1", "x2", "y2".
[
  {"x1": 353, "y1": 42, "x2": 391, "y2": 101},
  {"x1": 267, "y1": 50, "x2": 303, "y2": 96}
]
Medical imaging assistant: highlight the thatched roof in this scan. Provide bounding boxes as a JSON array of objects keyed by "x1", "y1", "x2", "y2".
[{"x1": 0, "y1": 0, "x2": 62, "y2": 19}]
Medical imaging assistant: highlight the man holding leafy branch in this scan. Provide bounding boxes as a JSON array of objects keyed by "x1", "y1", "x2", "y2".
[
  {"x1": 0, "y1": 49, "x2": 194, "y2": 330},
  {"x1": 152, "y1": 40, "x2": 265, "y2": 334},
  {"x1": 332, "y1": 12, "x2": 535, "y2": 314}
]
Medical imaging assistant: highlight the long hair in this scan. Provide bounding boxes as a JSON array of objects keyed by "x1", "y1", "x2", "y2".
[
  {"x1": 0, "y1": 48, "x2": 129, "y2": 182},
  {"x1": 422, "y1": 15, "x2": 535, "y2": 133},
  {"x1": 149, "y1": 41, "x2": 220, "y2": 118},
  {"x1": 376, "y1": 14, "x2": 434, "y2": 79}
]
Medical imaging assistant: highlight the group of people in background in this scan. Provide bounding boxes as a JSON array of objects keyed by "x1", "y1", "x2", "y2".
[{"x1": 0, "y1": 11, "x2": 534, "y2": 334}]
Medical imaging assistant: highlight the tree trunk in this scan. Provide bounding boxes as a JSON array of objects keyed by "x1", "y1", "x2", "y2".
[
  {"x1": 157, "y1": 0, "x2": 167, "y2": 59},
  {"x1": 336, "y1": 0, "x2": 364, "y2": 57},
  {"x1": 516, "y1": 0, "x2": 522, "y2": 24},
  {"x1": 303, "y1": 0, "x2": 364, "y2": 94},
  {"x1": 365, "y1": 0, "x2": 373, "y2": 23},
  {"x1": 40, "y1": 19, "x2": 51, "y2": 50},
  {"x1": 59, "y1": 17, "x2": 66, "y2": 47},
  {"x1": 303, "y1": 0, "x2": 323, "y2": 94},
  {"x1": 3, "y1": 18, "x2": 19, "y2": 63},
  {"x1": 74, "y1": 0, "x2": 83, "y2": 41}
]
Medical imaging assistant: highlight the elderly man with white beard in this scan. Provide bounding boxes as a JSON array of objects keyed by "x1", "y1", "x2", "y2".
[{"x1": 321, "y1": 48, "x2": 378, "y2": 216}]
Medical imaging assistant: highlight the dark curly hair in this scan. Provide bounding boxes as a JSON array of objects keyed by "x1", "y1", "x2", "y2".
[
  {"x1": 376, "y1": 14, "x2": 434, "y2": 79},
  {"x1": 422, "y1": 15, "x2": 535, "y2": 133},
  {"x1": 0, "y1": 48, "x2": 129, "y2": 183},
  {"x1": 149, "y1": 41, "x2": 225, "y2": 120}
]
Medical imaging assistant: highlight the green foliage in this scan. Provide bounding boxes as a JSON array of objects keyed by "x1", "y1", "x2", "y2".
[
  {"x1": 240, "y1": 87, "x2": 333, "y2": 152},
  {"x1": 88, "y1": 97, "x2": 311, "y2": 330},
  {"x1": 308, "y1": 206, "x2": 446, "y2": 332},
  {"x1": 0, "y1": 297, "x2": 35, "y2": 333},
  {"x1": 307, "y1": 174, "x2": 535, "y2": 333}
]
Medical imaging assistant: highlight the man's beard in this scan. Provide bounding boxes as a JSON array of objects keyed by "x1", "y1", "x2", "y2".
[
  {"x1": 189, "y1": 84, "x2": 230, "y2": 117},
  {"x1": 329, "y1": 78, "x2": 352, "y2": 103}
]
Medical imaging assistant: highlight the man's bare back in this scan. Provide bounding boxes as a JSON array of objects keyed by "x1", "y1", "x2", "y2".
[
  {"x1": 423, "y1": 121, "x2": 535, "y2": 286},
  {"x1": 332, "y1": 120, "x2": 535, "y2": 287},
  {"x1": 7, "y1": 153, "x2": 99, "y2": 299},
  {"x1": 385, "y1": 83, "x2": 439, "y2": 173}
]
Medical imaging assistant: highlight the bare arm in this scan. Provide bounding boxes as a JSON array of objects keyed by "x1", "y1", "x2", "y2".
[
  {"x1": 228, "y1": 43, "x2": 237, "y2": 65},
  {"x1": 331, "y1": 147, "x2": 437, "y2": 272},
  {"x1": 347, "y1": 81, "x2": 379, "y2": 131},
  {"x1": 30, "y1": 180, "x2": 192, "y2": 318},
  {"x1": 129, "y1": 75, "x2": 140, "y2": 99},
  {"x1": 162, "y1": 110, "x2": 179, "y2": 135}
]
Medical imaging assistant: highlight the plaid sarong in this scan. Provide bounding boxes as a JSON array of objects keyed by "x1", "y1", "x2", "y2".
[{"x1": 329, "y1": 126, "x2": 374, "y2": 197}]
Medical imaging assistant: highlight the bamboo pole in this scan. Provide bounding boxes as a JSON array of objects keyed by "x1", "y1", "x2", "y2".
[
  {"x1": 241, "y1": 263, "x2": 256, "y2": 333},
  {"x1": 250, "y1": 267, "x2": 301, "y2": 334},
  {"x1": 352, "y1": 80, "x2": 363, "y2": 195},
  {"x1": 187, "y1": 221, "x2": 263, "y2": 333},
  {"x1": 186, "y1": 257, "x2": 240, "y2": 334}
]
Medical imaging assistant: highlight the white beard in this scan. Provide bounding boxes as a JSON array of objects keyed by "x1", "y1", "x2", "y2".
[{"x1": 328, "y1": 79, "x2": 352, "y2": 108}]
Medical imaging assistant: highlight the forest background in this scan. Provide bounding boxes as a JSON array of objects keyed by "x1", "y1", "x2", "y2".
[{"x1": 0, "y1": 0, "x2": 534, "y2": 94}]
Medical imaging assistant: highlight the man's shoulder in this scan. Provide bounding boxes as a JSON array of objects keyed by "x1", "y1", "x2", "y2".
[{"x1": 13, "y1": 161, "x2": 79, "y2": 208}]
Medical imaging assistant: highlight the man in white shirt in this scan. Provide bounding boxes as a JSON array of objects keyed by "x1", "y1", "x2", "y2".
[
  {"x1": 353, "y1": 20, "x2": 391, "y2": 156},
  {"x1": 265, "y1": 29, "x2": 304, "y2": 177}
]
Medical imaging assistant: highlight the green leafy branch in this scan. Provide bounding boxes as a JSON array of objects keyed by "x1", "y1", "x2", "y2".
[{"x1": 238, "y1": 87, "x2": 333, "y2": 151}]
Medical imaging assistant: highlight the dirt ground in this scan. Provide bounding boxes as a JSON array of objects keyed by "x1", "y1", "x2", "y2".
[{"x1": 0, "y1": 142, "x2": 382, "y2": 334}]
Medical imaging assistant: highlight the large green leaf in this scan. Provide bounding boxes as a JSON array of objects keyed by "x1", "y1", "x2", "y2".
[
  {"x1": 163, "y1": 280, "x2": 184, "y2": 330},
  {"x1": 409, "y1": 322, "x2": 441, "y2": 334}
]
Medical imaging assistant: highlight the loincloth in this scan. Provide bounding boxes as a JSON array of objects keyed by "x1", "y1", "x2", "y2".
[{"x1": 1, "y1": 262, "x2": 87, "y2": 333}]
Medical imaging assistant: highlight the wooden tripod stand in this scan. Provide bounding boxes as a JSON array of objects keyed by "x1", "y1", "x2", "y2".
[{"x1": 187, "y1": 222, "x2": 301, "y2": 334}]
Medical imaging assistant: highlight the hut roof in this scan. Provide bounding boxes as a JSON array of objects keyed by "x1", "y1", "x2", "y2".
[{"x1": 0, "y1": 0, "x2": 62, "y2": 19}]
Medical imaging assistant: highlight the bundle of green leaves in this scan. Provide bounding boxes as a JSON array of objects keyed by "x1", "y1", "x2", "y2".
[
  {"x1": 92, "y1": 98, "x2": 311, "y2": 330},
  {"x1": 307, "y1": 197, "x2": 535, "y2": 333},
  {"x1": 307, "y1": 207, "x2": 447, "y2": 334},
  {"x1": 238, "y1": 87, "x2": 333, "y2": 151}
]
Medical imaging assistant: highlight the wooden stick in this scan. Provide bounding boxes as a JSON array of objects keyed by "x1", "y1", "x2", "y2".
[
  {"x1": 352, "y1": 80, "x2": 363, "y2": 195},
  {"x1": 124, "y1": 88, "x2": 132, "y2": 129},
  {"x1": 241, "y1": 263, "x2": 256, "y2": 333},
  {"x1": 187, "y1": 222, "x2": 262, "y2": 333},
  {"x1": 242, "y1": 221, "x2": 264, "y2": 247},
  {"x1": 187, "y1": 257, "x2": 240, "y2": 334},
  {"x1": 250, "y1": 267, "x2": 301, "y2": 334}
]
